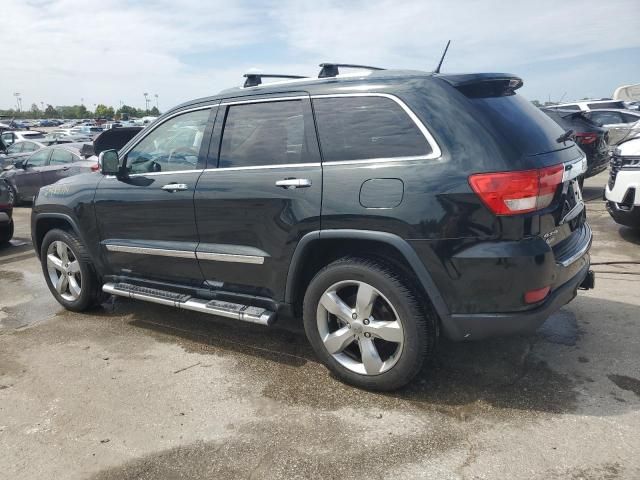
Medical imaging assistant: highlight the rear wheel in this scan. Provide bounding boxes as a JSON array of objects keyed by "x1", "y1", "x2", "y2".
[
  {"x1": 40, "y1": 229, "x2": 104, "y2": 311},
  {"x1": 303, "y1": 256, "x2": 437, "y2": 391}
]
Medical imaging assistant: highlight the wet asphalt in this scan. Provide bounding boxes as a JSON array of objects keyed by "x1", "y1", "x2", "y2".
[{"x1": 0, "y1": 171, "x2": 638, "y2": 479}]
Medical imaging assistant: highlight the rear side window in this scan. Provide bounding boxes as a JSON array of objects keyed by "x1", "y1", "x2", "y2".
[
  {"x1": 50, "y1": 149, "x2": 74, "y2": 164},
  {"x1": 313, "y1": 96, "x2": 431, "y2": 162},
  {"x1": 28, "y1": 149, "x2": 50, "y2": 166},
  {"x1": 219, "y1": 100, "x2": 307, "y2": 168},
  {"x1": 21, "y1": 142, "x2": 39, "y2": 152}
]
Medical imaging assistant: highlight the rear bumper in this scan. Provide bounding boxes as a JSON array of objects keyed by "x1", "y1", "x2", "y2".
[{"x1": 444, "y1": 262, "x2": 591, "y2": 341}]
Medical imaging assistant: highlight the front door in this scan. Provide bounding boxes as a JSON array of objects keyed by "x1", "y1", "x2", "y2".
[
  {"x1": 17, "y1": 148, "x2": 51, "y2": 200},
  {"x1": 94, "y1": 105, "x2": 217, "y2": 284},
  {"x1": 194, "y1": 95, "x2": 322, "y2": 300}
]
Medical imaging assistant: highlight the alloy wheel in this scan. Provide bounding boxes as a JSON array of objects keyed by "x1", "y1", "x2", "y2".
[
  {"x1": 316, "y1": 280, "x2": 404, "y2": 375},
  {"x1": 46, "y1": 240, "x2": 82, "y2": 302}
]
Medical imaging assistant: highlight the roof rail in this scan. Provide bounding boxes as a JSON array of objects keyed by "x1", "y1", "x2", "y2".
[
  {"x1": 318, "y1": 63, "x2": 385, "y2": 78},
  {"x1": 243, "y1": 73, "x2": 308, "y2": 88}
]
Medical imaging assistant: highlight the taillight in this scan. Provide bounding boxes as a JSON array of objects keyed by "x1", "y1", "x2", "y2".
[
  {"x1": 469, "y1": 164, "x2": 564, "y2": 215},
  {"x1": 91, "y1": 162, "x2": 100, "y2": 172},
  {"x1": 575, "y1": 132, "x2": 598, "y2": 145}
]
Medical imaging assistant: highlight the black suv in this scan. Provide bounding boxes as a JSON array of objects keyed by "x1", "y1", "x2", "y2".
[{"x1": 31, "y1": 65, "x2": 594, "y2": 391}]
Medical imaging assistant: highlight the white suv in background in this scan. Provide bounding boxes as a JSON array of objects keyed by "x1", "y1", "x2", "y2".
[
  {"x1": 548, "y1": 100, "x2": 627, "y2": 112},
  {"x1": 606, "y1": 137, "x2": 640, "y2": 229}
]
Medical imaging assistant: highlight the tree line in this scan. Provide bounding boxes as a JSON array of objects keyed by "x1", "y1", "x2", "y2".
[{"x1": 0, "y1": 103, "x2": 160, "y2": 119}]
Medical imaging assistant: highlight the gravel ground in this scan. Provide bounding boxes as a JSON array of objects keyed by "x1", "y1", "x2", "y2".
[{"x1": 0, "y1": 170, "x2": 638, "y2": 480}]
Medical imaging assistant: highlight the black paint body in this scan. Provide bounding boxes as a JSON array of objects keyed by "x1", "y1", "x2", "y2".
[{"x1": 31, "y1": 70, "x2": 592, "y2": 340}]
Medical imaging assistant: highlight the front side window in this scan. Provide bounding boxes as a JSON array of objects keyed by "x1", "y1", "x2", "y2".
[
  {"x1": 6, "y1": 143, "x2": 22, "y2": 154},
  {"x1": 28, "y1": 149, "x2": 50, "y2": 167},
  {"x1": 219, "y1": 100, "x2": 307, "y2": 168},
  {"x1": 50, "y1": 149, "x2": 74, "y2": 164},
  {"x1": 312, "y1": 96, "x2": 431, "y2": 162},
  {"x1": 126, "y1": 108, "x2": 210, "y2": 174}
]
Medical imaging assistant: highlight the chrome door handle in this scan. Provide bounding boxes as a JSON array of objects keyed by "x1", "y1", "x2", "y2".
[
  {"x1": 162, "y1": 183, "x2": 188, "y2": 192},
  {"x1": 275, "y1": 178, "x2": 312, "y2": 189}
]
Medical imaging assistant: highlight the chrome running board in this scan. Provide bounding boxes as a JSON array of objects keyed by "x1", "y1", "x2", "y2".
[{"x1": 102, "y1": 282, "x2": 276, "y2": 326}]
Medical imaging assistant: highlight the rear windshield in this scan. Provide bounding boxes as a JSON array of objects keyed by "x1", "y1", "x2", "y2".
[
  {"x1": 22, "y1": 133, "x2": 45, "y2": 139},
  {"x1": 468, "y1": 94, "x2": 570, "y2": 156}
]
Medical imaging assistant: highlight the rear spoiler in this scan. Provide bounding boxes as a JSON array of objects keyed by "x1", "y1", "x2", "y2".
[{"x1": 437, "y1": 73, "x2": 523, "y2": 98}]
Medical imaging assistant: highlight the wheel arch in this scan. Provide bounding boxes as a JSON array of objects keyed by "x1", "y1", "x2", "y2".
[
  {"x1": 32, "y1": 213, "x2": 86, "y2": 259},
  {"x1": 285, "y1": 229, "x2": 451, "y2": 323}
]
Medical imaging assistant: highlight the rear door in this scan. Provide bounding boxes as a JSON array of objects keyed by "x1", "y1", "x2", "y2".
[
  {"x1": 40, "y1": 148, "x2": 80, "y2": 186},
  {"x1": 194, "y1": 95, "x2": 322, "y2": 300},
  {"x1": 94, "y1": 105, "x2": 217, "y2": 284}
]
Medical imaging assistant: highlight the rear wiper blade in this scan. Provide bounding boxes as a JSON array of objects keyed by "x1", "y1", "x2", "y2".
[{"x1": 556, "y1": 129, "x2": 575, "y2": 144}]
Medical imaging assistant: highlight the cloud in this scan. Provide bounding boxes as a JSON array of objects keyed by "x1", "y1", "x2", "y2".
[{"x1": 1, "y1": 0, "x2": 638, "y2": 110}]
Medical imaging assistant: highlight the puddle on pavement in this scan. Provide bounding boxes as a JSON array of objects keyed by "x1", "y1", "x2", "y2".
[
  {"x1": 114, "y1": 298, "x2": 579, "y2": 421},
  {"x1": 89, "y1": 412, "x2": 463, "y2": 480},
  {"x1": 537, "y1": 309, "x2": 580, "y2": 346},
  {"x1": 608, "y1": 374, "x2": 640, "y2": 398}
]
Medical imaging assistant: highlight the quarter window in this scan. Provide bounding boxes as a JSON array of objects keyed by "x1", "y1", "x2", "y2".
[
  {"x1": 219, "y1": 100, "x2": 307, "y2": 168},
  {"x1": 21, "y1": 142, "x2": 39, "y2": 152},
  {"x1": 50, "y1": 149, "x2": 74, "y2": 164},
  {"x1": 126, "y1": 108, "x2": 210, "y2": 174},
  {"x1": 312, "y1": 96, "x2": 431, "y2": 162},
  {"x1": 6, "y1": 143, "x2": 22, "y2": 154}
]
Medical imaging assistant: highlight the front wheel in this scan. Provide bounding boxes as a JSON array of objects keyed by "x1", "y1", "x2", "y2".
[
  {"x1": 40, "y1": 228, "x2": 104, "y2": 311},
  {"x1": 303, "y1": 257, "x2": 437, "y2": 391}
]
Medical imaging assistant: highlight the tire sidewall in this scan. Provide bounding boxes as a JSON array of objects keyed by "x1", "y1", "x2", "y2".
[
  {"x1": 40, "y1": 229, "x2": 96, "y2": 311},
  {"x1": 303, "y1": 259, "x2": 428, "y2": 390}
]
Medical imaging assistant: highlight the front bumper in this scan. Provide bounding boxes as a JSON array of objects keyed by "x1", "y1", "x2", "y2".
[{"x1": 605, "y1": 169, "x2": 640, "y2": 205}]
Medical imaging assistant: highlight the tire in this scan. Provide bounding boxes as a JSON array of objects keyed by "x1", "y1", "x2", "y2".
[
  {"x1": 7, "y1": 184, "x2": 20, "y2": 206},
  {"x1": 303, "y1": 256, "x2": 437, "y2": 391},
  {"x1": 40, "y1": 228, "x2": 104, "y2": 311},
  {"x1": 0, "y1": 220, "x2": 13, "y2": 244}
]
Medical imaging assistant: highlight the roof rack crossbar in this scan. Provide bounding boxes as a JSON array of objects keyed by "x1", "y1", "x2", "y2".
[
  {"x1": 243, "y1": 73, "x2": 308, "y2": 88},
  {"x1": 318, "y1": 63, "x2": 385, "y2": 78}
]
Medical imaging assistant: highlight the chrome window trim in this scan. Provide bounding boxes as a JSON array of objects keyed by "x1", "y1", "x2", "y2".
[
  {"x1": 219, "y1": 95, "x2": 308, "y2": 107},
  {"x1": 203, "y1": 162, "x2": 320, "y2": 173},
  {"x1": 105, "y1": 244, "x2": 265, "y2": 264},
  {"x1": 310, "y1": 93, "x2": 442, "y2": 162}
]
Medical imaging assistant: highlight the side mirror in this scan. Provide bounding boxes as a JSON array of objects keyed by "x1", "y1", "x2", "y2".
[{"x1": 99, "y1": 149, "x2": 122, "y2": 176}]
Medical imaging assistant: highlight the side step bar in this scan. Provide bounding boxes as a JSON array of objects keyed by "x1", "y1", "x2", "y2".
[{"x1": 102, "y1": 282, "x2": 276, "y2": 326}]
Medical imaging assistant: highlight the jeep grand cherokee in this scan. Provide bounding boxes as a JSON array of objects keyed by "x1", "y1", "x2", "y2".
[{"x1": 31, "y1": 65, "x2": 594, "y2": 391}]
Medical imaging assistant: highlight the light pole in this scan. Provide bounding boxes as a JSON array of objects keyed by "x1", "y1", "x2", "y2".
[
  {"x1": 143, "y1": 92, "x2": 149, "y2": 114},
  {"x1": 14, "y1": 92, "x2": 22, "y2": 112},
  {"x1": 40, "y1": 101, "x2": 45, "y2": 111},
  {"x1": 154, "y1": 93, "x2": 159, "y2": 111}
]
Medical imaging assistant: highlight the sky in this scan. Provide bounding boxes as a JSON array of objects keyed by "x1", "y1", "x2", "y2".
[{"x1": 2, "y1": 0, "x2": 639, "y2": 111}]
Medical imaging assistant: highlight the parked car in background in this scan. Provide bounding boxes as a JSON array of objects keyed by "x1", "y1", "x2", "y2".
[
  {"x1": 46, "y1": 129, "x2": 93, "y2": 143},
  {"x1": 1, "y1": 138, "x2": 78, "y2": 168},
  {"x1": 586, "y1": 109, "x2": 640, "y2": 145},
  {"x1": 541, "y1": 108, "x2": 609, "y2": 179},
  {"x1": 1, "y1": 130, "x2": 47, "y2": 147},
  {"x1": 70, "y1": 125, "x2": 104, "y2": 138},
  {"x1": 0, "y1": 178, "x2": 14, "y2": 244},
  {"x1": 0, "y1": 143, "x2": 99, "y2": 204},
  {"x1": 605, "y1": 137, "x2": 640, "y2": 229},
  {"x1": 547, "y1": 100, "x2": 627, "y2": 112}
]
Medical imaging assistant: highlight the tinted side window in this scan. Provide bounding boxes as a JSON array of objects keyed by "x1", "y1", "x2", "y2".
[
  {"x1": 127, "y1": 108, "x2": 210, "y2": 174},
  {"x1": 50, "y1": 149, "x2": 74, "y2": 164},
  {"x1": 219, "y1": 100, "x2": 306, "y2": 168},
  {"x1": 6, "y1": 143, "x2": 22, "y2": 154},
  {"x1": 22, "y1": 142, "x2": 38, "y2": 152},
  {"x1": 556, "y1": 105, "x2": 580, "y2": 111},
  {"x1": 591, "y1": 111, "x2": 623, "y2": 124},
  {"x1": 312, "y1": 96, "x2": 431, "y2": 162},
  {"x1": 28, "y1": 149, "x2": 50, "y2": 166},
  {"x1": 588, "y1": 101, "x2": 625, "y2": 110},
  {"x1": 621, "y1": 113, "x2": 640, "y2": 123}
]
